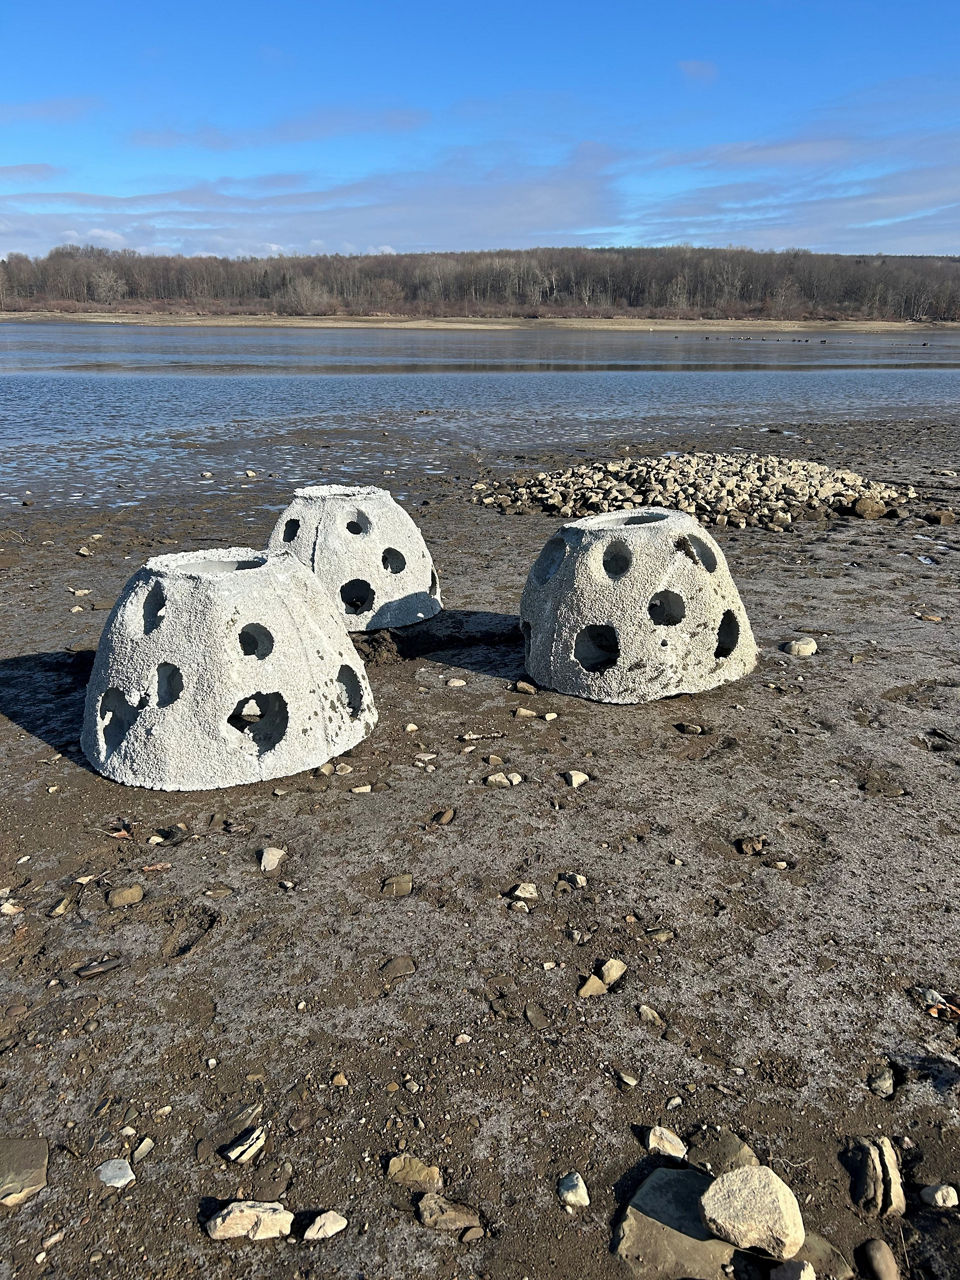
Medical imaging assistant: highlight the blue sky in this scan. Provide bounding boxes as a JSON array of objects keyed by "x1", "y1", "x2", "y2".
[{"x1": 1, "y1": 0, "x2": 958, "y2": 259}]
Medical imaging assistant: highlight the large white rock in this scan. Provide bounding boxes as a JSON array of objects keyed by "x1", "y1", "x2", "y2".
[
  {"x1": 268, "y1": 484, "x2": 442, "y2": 630},
  {"x1": 520, "y1": 509, "x2": 757, "y2": 703},
  {"x1": 82, "y1": 548, "x2": 377, "y2": 790},
  {"x1": 699, "y1": 1166, "x2": 804, "y2": 1260}
]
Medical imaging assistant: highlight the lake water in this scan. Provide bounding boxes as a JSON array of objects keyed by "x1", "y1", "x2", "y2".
[{"x1": 2, "y1": 321, "x2": 959, "y2": 507}]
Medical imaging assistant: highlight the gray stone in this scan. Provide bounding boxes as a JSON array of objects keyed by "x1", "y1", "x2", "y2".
[
  {"x1": 771, "y1": 1263, "x2": 815, "y2": 1280},
  {"x1": 417, "y1": 1193, "x2": 481, "y2": 1232},
  {"x1": 686, "y1": 1127, "x2": 759, "y2": 1176},
  {"x1": 107, "y1": 884, "x2": 143, "y2": 908},
  {"x1": 304, "y1": 1209, "x2": 348, "y2": 1240},
  {"x1": 557, "y1": 1171, "x2": 590, "y2": 1207},
  {"x1": 205, "y1": 1200, "x2": 293, "y2": 1241},
  {"x1": 614, "y1": 1168, "x2": 739, "y2": 1279},
  {"x1": 97, "y1": 1158, "x2": 135, "y2": 1189},
  {"x1": 268, "y1": 484, "x2": 442, "y2": 631},
  {"x1": 868, "y1": 1066, "x2": 895, "y2": 1098},
  {"x1": 82, "y1": 548, "x2": 377, "y2": 790},
  {"x1": 849, "y1": 1137, "x2": 906, "y2": 1217},
  {"x1": 782, "y1": 637, "x2": 818, "y2": 656},
  {"x1": 699, "y1": 1165, "x2": 804, "y2": 1260},
  {"x1": 381, "y1": 955, "x2": 416, "y2": 982},
  {"x1": 858, "y1": 1238, "x2": 900, "y2": 1280},
  {"x1": 0, "y1": 1138, "x2": 48, "y2": 1207},
  {"x1": 521, "y1": 510, "x2": 757, "y2": 704},
  {"x1": 795, "y1": 1232, "x2": 854, "y2": 1279}
]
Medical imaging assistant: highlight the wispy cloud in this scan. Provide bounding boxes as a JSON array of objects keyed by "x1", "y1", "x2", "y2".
[
  {"x1": 0, "y1": 163, "x2": 64, "y2": 183},
  {"x1": 0, "y1": 96, "x2": 98, "y2": 124},
  {"x1": 130, "y1": 106, "x2": 429, "y2": 150},
  {"x1": 678, "y1": 60, "x2": 717, "y2": 84}
]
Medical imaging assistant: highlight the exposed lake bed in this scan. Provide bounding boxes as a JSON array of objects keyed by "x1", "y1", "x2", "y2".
[{"x1": 1, "y1": 325, "x2": 959, "y2": 1277}]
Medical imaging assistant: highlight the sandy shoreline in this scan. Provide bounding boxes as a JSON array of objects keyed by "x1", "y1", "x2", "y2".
[
  {"x1": 2, "y1": 309, "x2": 956, "y2": 334},
  {"x1": 0, "y1": 416, "x2": 958, "y2": 1277}
]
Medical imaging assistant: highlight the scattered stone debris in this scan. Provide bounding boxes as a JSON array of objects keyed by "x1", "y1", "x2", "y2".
[
  {"x1": 417, "y1": 1192, "x2": 482, "y2": 1233},
  {"x1": 645, "y1": 1126, "x2": 688, "y2": 1161},
  {"x1": 475, "y1": 452, "x2": 912, "y2": 530},
  {"x1": 699, "y1": 1165, "x2": 804, "y2": 1260},
  {"x1": 0, "y1": 1138, "x2": 48, "y2": 1207},
  {"x1": 205, "y1": 1200, "x2": 293, "y2": 1241},
  {"x1": 867, "y1": 1065, "x2": 896, "y2": 1098},
  {"x1": 847, "y1": 1136, "x2": 906, "y2": 1217},
  {"x1": 221, "y1": 1126, "x2": 266, "y2": 1164},
  {"x1": 386, "y1": 1154, "x2": 442, "y2": 1193},
  {"x1": 304, "y1": 1209, "x2": 348, "y2": 1240},
  {"x1": 96, "y1": 1158, "x2": 135, "y2": 1190},
  {"x1": 557, "y1": 1171, "x2": 590, "y2": 1208}
]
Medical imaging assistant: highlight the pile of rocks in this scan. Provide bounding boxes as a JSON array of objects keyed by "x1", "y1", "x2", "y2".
[{"x1": 472, "y1": 452, "x2": 915, "y2": 531}]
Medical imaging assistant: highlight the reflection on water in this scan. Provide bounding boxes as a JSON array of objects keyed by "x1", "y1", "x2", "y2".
[{"x1": 2, "y1": 322, "x2": 959, "y2": 506}]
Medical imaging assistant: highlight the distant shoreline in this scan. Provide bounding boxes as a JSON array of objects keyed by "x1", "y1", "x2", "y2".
[{"x1": 1, "y1": 311, "x2": 955, "y2": 334}]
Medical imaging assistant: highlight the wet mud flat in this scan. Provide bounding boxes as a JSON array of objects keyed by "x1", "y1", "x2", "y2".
[{"x1": 0, "y1": 419, "x2": 959, "y2": 1279}]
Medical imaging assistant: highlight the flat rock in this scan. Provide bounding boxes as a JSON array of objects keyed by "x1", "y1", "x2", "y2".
[
  {"x1": 578, "y1": 974, "x2": 607, "y2": 998},
  {"x1": 381, "y1": 873, "x2": 412, "y2": 897},
  {"x1": 107, "y1": 884, "x2": 143, "y2": 908},
  {"x1": 304, "y1": 1209, "x2": 348, "y2": 1240},
  {"x1": 205, "y1": 1200, "x2": 293, "y2": 1240},
  {"x1": 613, "y1": 1168, "x2": 738, "y2": 1279},
  {"x1": 699, "y1": 1165, "x2": 804, "y2": 1260},
  {"x1": 259, "y1": 847, "x2": 286, "y2": 874},
  {"x1": 686, "y1": 1127, "x2": 759, "y2": 1176},
  {"x1": 0, "y1": 1138, "x2": 48, "y2": 1207},
  {"x1": 564, "y1": 770, "x2": 590, "y2": 788},
  {"x1": 600, "y1": 958, "x2": 627, "y2": 986},
  {"x1": 381, "y1": 955, "x2": 416, "y2": 982},
  {"x1": 96, "y1": 1158, "x2": 135, "y2": 1189},
  {"x1": 386, "y1": 1153, "x2": 442, "y2": 1192},
  {"x1": 417, "y1": 1192, "x2": 481, "y2": 1232}
]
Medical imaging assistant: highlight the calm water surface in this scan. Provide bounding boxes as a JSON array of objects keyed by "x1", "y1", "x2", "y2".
[{"x1": 2, "y1": 322, "x2": 959, "y2": 506}]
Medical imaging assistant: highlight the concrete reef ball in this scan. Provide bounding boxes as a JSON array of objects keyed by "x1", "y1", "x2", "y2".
[
  {"x1": 268, "y1": 484, "x2": 442, "y2": 631},
  {"x1": 520, "y1": 509, "x2": 758, "y2": 703},
  {"x1": 81, "y1": 548, "x2": 377, "y2": 790}
]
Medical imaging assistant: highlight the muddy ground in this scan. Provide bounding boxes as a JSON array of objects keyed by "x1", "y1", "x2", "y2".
[{"x1": 1, "y1": 417, "x2": 959, "y2": 1279}]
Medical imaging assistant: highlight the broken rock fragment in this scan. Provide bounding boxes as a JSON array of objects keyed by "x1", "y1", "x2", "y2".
[
  {"x1": 386, "y1": 1154, "x2": 442, "y2": 1193},
  {"x1": 417, "y1": 1192, "x2": 482, "y2": 1233},
  {"x1": 0, "y1": 1138, "x2": 48, "y2": 1207},
  {"x1": 205, "y1": 1200, "x2": 293, "y2": 1241},
  {"x1": 699, "y1": 1165, "x2": 804, "y2": 1260},
  {"x1": 304, "y1": 1209, "x2": 348, "y2": 1240},
  {"x1": 847, "y1": 1136, "x2": 906, "y2": 1217}
]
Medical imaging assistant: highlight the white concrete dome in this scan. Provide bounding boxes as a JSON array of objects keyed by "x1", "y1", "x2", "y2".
[
  {"x1": 520, "y1": 509, "x2": 757, "y2": 704},
  {"x1": 267, "y1": 484, "x2": 442, "y2": 631},
  {"x1": 82, "y1": 548, "x2": 377, "y2": 790}
]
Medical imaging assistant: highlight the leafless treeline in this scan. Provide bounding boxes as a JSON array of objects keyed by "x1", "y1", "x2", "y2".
[{"x1": 2, "y1": 243, "x2": 959, "y2": 321}]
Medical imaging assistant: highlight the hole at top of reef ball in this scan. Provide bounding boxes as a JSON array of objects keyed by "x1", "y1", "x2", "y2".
[
  {"x1": 715, "y1": 610, "x2": 740, "y2": 659},
  {"x1": 533, "y1": 536, "x2": 567, "y2": 585},
  {"x1": 624, "y1": 511, "x2": 670, "y2": 525},
  {"x1": 346, "y1": 510, "x2": 371, "y2": 536},
  {"x1": 688, "y1": 535, "x2": 718, "y2": 573},
  {"x1": 155, "y1": 663, "x2": 183, "y2": 707},
  {"x1": 337, "y1": 664, "x2": 364, "y2": 719},
  {"x1": 143, "y1": 581, "x2": 166, "y2": 634},
  {"x1": 341, "y1": 579, "x2": 375, "y2": 615},
  {"x1": 382, "y1": 547, "x2": 406, "y2": 574},
  {"x1": 239, "y1": 622, "x2": 274, "y2": 659},
  {"x1": 574, "y1": 624, "x2": 620, "y2": 674},
  {"x1": 227, "y1": 691, "x2": 288, "y2": 754},
  {"x1": 602, "y1": 539, "x2": 632, "y2": 579},
  {"x1": 282, "y1": 518, "x2": 300, "y2": 543},
  {"x1": 648, "y1": 591, "x2": 686, "y2": 626}
]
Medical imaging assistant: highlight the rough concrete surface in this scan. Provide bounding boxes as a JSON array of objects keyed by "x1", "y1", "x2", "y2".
[
  {"x1": 81, "y1": 547, "x2": 377, "y2": 790},
  {"x1": 520, "y1": 509, "x2": 757, "y2": 702},
  {"x1": 268, "y1": 484, "x2": 442, "y2": 630},
  {"x1": 0, "y1": 416, "x2": 959, "y2": 1279}
]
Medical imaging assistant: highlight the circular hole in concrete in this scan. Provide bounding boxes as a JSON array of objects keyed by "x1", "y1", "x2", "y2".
[
  {"x1": 143, "y1": 581, "x2": 166, "y2": 634},
  {"x1": 341, "y1": 579, "x2": 375, "y2": 615},
  {"x1": 227, "y1": 691, "x2": 288, "y2": 754},
  {"x1": 574, "y1": 624, "x2": 620, "y2": 673},
  {"x1": 382, "y1": 547, "x2": 406, "y2": 574},
  {"x1": 532, "y1": 536, "x2": 567, "y2": 585},
  {"x1": 337, "y1": 664, "x2": 364, "y2": 719},
  {"x1": 688, "y1": 535, "x2": 718, "y2": 573},
  {"x1": 346, "y1": 510, "x2": 371, "y2": 535},
  {"x1": 239, "y1": 622, "x2": 274, "y2": 658},
  {"x1": 99, "y1": 687, "x2": 142, "y2": 755},
  {"x1": 602, "y1": 539, "x2": 632, "y2": 579},
  {"x1": 156, "y1": 662, "x2": 184, "y2": 707},
  {"x1": 648, "y1": 591, "x2": 686, "y2": 626},
  {"x1": 715, "y1": 610, "x2": 739, "y2": 659},
  {"x1": 282, "y1": 518, "x2": 300, "y2": 543}
]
